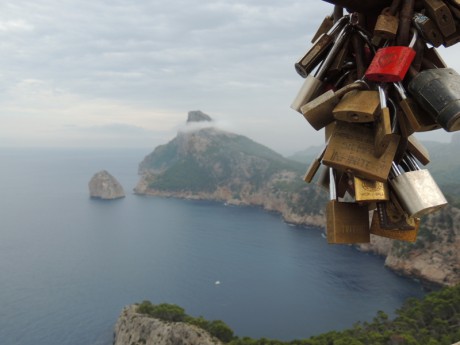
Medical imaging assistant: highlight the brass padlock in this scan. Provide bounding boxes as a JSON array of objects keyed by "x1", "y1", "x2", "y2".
[
  {"x1": 369, "y1": 201, "x2": 420, "y2": 242},
  {"x1": 332, "y1": 89, "x2": 380, "y2": 123},
  {"x1": 301, "y1": 81, "x2": 368, "y2": 130},
  {"x1": 322, "y1": 121, "x2": 400, "y2": 182},
  {"x1": 304, "y1": 146, "x2": 327, "y2": 183},
  {"x1": 389, "y1": 154, "x2": 448, "y2": 217},
  {"x1": 374, "y1": 85, "x2": 397, "y2": 157},
  {"x1": 374, "y1": 7, "x2": 399, "y2": 40},
  {"x1": 412, "y1": 12, "x2": 443, "y2": 47},
  {"x1": 353, "y1": 176, "x2": 389, "y2": 203},
  {"x1": 291, "y1": 21, "x2": 352, "y2": 112},
  {"x1": 393, "y1": 82, "x2": 440, "y2": 133},
  {"x1": 423, "y1": 0, "x2": 456, "y2": 37},
  {"x1": 326, "y1": 168, "x2": 370, "y2": 244},
  {"x1": 295, "y1": 16, "x2": 349, "y2": 77},
  {"x1": 407, "y1": 135, "x2": 430, "y2": 165}
]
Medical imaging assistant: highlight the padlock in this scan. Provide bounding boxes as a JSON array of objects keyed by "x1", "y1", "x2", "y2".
[
  {"x1": 412, "y1": 12, "x2": 443, "y2": 47},
  {"x1": 353, "y1": 176, "x2": 390, "y2": 202},
  {"x1": 301, "y1": 80, "x2": 368, "y2": 130},
  {"x1": 442, "y1": 23, "x2": 460, "y2": 47},
  {"x1": 446, "y1": 1, "x2": 460, "y2": 19},
  {"x1": 365, "y1": 31, "x2": 418, "y2": 82},
  {"x1": 326, "y1": 168, "x2": 370, "y2": 244},
  {"x1": 374, "y1": 85, "x2": 398, "y2": 157},
  {"x1": 369, "y1": 201, "x2": 420, "y2": 242},
  {"x1": 423, "y1": 46, "x2": 448, "y2": 69},
  {"x1": 423, "y1": 0, "x2": 456, "y2": 37},
  {"x1": 332, "y1": 89, "x2": 380, "y2": 123},
  {"x1": 322, "y1": 121, "x2": 400, "y2": 182},
  {"x1": 407, "y1": 67, "x2": 460, "y2": 132},
  {"x1": 295, "y1": 16, "x2": 349, "y2": 78},
  {"x1": 311, "y1": 14, "x2": 335, "y2": 43},
  {"x1": 326, "y1": 34, "x2": 351, "y2": 79},
  {"x1": 374, "y1": 7, "x2": 400, "y2": 40},
  {"x1": 407, "y1": 135, "x2": 430, "y2": 165},
  {"x1": 291, "y1": 22, "x2": 352, "y2": 113},
  {"x1": 389, "y1": 154, "x2": 448, "y2": 217},
  {"x1": 304, "y1": 145, "x2": 327, "y2": 183},
  {"x1": 393, "y1": 81, "x2": 440, "y2": 133}
]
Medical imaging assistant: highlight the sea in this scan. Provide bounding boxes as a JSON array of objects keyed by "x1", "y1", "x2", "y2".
[{"x1": 0, "y1": 148, "x2": 427, "y2": 345}]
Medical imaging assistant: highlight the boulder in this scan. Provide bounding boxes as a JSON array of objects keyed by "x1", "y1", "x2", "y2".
[{"x1": 88, "y1": 170, "x2": 125, "y2": 200}]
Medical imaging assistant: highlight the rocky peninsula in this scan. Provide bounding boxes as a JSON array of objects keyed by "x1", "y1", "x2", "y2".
[
  {"x1": 88, "y1": 170, "x2": 125, "y2": 200},
  {"x1": 113, "y1": 305, "x2": 223, "y2": 345}
]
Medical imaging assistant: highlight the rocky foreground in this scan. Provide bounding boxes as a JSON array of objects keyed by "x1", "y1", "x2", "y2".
[{"x1": 113, "y1": 305, "x2": 222, "y2": 345}]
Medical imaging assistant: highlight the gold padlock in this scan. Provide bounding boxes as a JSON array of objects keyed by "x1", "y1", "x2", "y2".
[
  {"x1": 353, "y1": 176, "x2": 389, "y2": 203},
  {"x1": 332, "y1": 90, "x2": 380, "y2": 123},
  {"x1": 301, "y1": 81, "x2": 368, "y2": 130},
  {"x1": 322, "y1": 121, "x2": 400, "y2": 182},
  {"x1": 326, "y1": 168, "x2": 370, "y2": 244},
  {"x1": 407, "y1": 135, "x2": 430, "y2": 165},
  {"x1": 369, "y1": 201, "x2": 420, "y2": 242},
  {"x1": 393, "y1": 82, "x2": 440, "y2": 134},
  {"x1": 374, "y1": 7, "x2": 399, "y2": 40},
  {"x1": 374, "y1": 85, "x2": 399, "y2": 158}
]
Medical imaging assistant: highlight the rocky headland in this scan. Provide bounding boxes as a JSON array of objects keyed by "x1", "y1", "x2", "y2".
[
  {"x1": 134, "y1": 111, "x2": 460, "y2": 287},
  {"x1": 113, "y1": 305, "x2": 223, "y2": 345},
  {"x1": 88, "y1": 170, "x2": 125, "y2": 200}
]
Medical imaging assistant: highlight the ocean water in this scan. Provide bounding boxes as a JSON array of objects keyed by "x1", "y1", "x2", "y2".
[{"x1": 0, "y1": 148, "x2": 426, "y2": 345}]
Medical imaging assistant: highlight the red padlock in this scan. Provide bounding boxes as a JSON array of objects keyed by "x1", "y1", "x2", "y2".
[{"x1": 365, "y1": 32, "x2": 417, "y2": 83}]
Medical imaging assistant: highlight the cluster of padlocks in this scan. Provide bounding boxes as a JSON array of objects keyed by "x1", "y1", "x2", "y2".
[{"x1": 291, "y1": 0, "x2": 460, "y2": 244}]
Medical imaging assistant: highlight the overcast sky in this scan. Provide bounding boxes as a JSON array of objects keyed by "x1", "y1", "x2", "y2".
[{"x1": 1, "y1": 0, "x2": 459, "y2": 155}]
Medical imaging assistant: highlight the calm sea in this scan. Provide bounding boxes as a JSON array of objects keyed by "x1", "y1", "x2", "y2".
[{"x1": 0, "y1": 148, "x2": 426, "y2": 345}]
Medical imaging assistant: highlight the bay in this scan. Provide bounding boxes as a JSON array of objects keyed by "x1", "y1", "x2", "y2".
[{"x1": 0, "y1": 148, "x2": 425, "y2": 345}]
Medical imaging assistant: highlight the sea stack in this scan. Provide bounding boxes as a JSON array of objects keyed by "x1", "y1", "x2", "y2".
[{"x1": 88, "y1": 170, "x2": 125, "y2": 200}]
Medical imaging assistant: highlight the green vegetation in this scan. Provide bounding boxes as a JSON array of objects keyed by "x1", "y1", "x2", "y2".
[
  {"x1": 136, "y1": 301, "x2": 234, "y2": 343},
  {"x1": 138, "y1": 284, "x2": 460, "y2": 344}
]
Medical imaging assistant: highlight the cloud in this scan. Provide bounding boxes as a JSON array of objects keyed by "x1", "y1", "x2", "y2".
[{"x1": 1, "y1": 0, "x2": 459, "y2": 153}]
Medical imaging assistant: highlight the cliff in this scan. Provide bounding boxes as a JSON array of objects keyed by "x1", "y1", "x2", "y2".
[
  {"x1": 360, "y1": 206, "x2": 460, "y2": 287},
  {"x1": 113, "y1": 305, "x2": 223, "y2": 345},
  {"x1": 88, "y1": 170, "x2": 125, "y2": 200}
]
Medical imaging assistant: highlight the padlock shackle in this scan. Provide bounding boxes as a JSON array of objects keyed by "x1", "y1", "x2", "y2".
[
  {"x1": 315, "y1": 23, "x2": 351, "y2": 79},
  {"x1": 393, "y1": 81, "x2": 407, "y2": 99},
  {"x1": 329, "y1": 168, "x2": 337, "y2": 201},
  {"x1": 406, "y1": 152, "x2": 421, "y2": 170},
  {"x1": 391, "y1": 162, "x2": 402, "y2": 177},
  {"x1": 378, "y1": 85, "x2": 387, "y2": 108}
]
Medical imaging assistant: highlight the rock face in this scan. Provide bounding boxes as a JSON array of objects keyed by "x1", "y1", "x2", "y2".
[
  {"x1": 186, "y1": 110, "x2": 212, "y2": 123},
  {"x1": 88, "y1": 170, "x2": 125, "y2": 200},
  {"x1": 135, "y1": 117, "x2": 327, "y2": 227},
  {"x1": 113, "y1": 305, "x2": 222, "y2": 345}
]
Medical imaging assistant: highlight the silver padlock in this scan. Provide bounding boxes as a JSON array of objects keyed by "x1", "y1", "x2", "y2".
[
  {"x1": 290, "y1": 19, "x2": 351, "y2": 113},
  {"x1": 389, "y1": 153, "x2": 448, "y2": 218}
]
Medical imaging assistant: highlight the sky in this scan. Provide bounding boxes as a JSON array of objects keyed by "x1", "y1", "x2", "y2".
[{"x1": 1, "y1": 0, "x2": 460, "y2": 156}]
